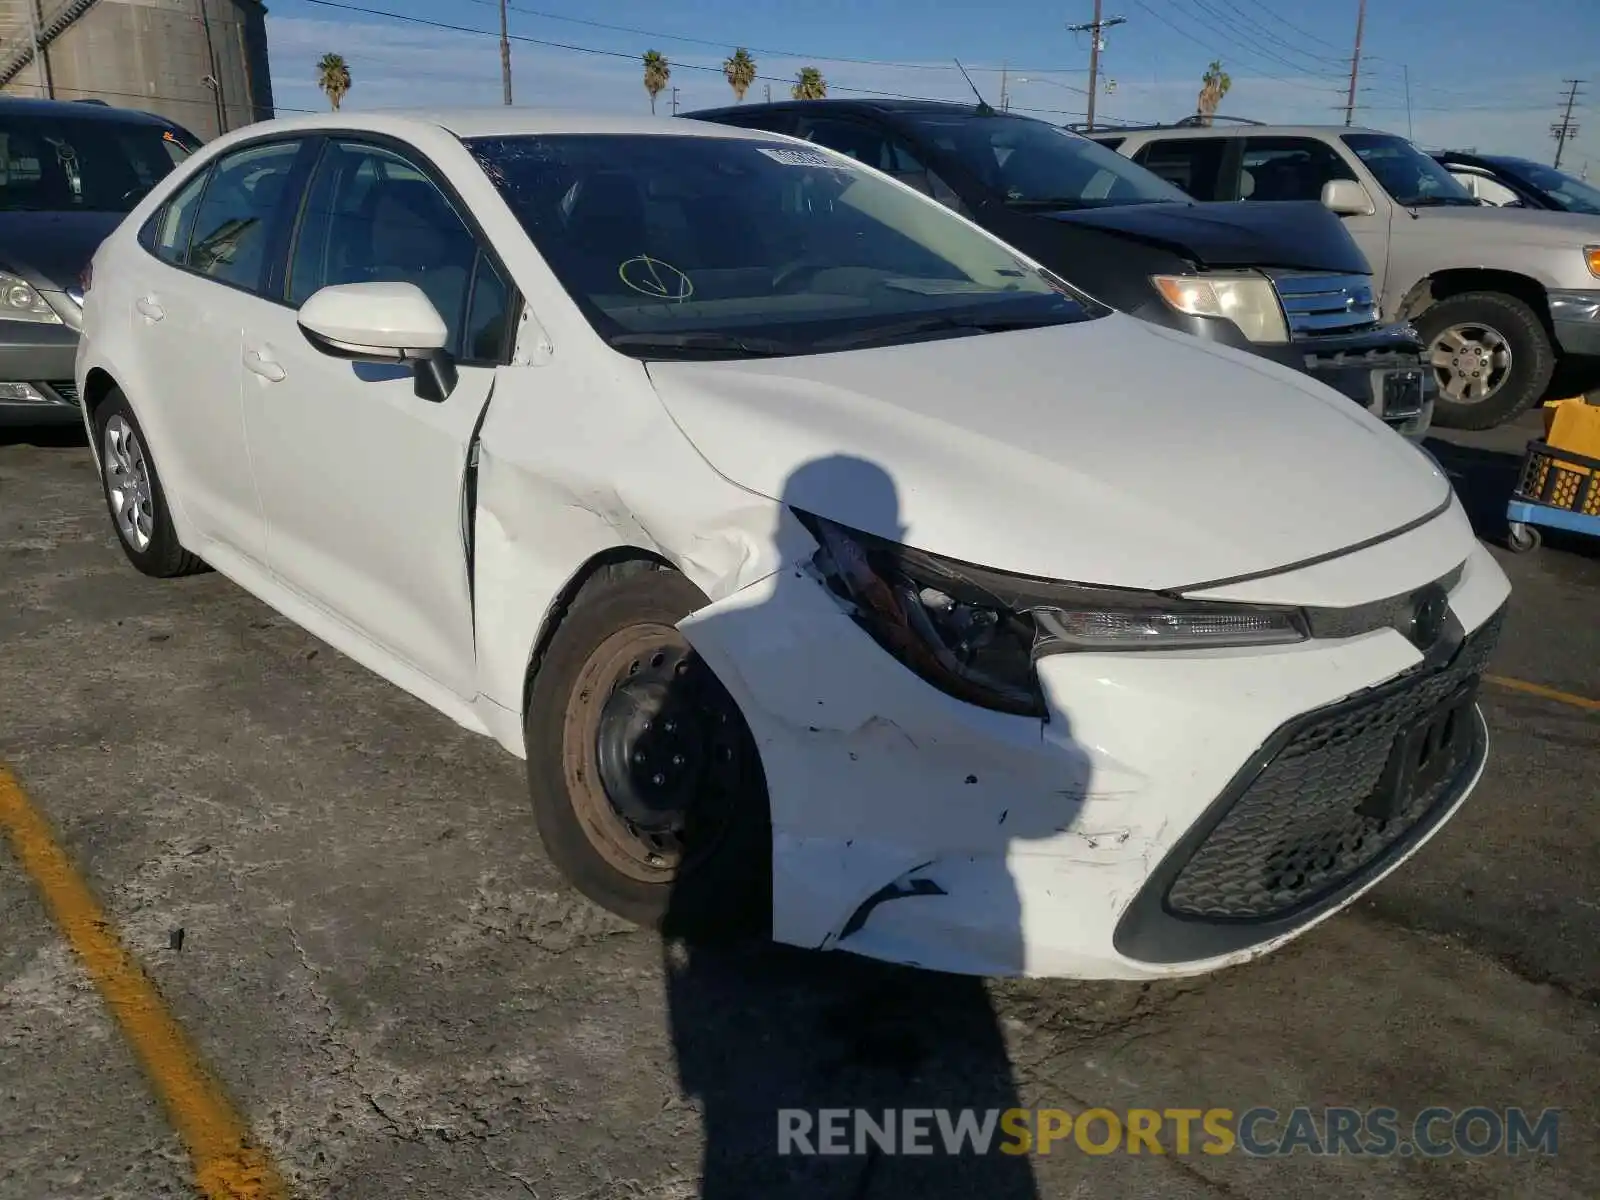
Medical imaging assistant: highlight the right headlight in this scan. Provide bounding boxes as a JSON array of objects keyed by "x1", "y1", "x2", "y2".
[
  {"x1": 1151, "y1": 271, "x2": 1288, "y2": 344},
  {"x1": 798, "y1": 513, "x2": 1309, "y2": 719},
  {"x1": 0, "y1": 270, "x2": 63, "y2": 325}
]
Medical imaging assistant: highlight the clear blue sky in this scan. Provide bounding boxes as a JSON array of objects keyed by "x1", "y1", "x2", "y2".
[{"x1": 263, "y1": 0, "x2": 1600, "y2": 172}]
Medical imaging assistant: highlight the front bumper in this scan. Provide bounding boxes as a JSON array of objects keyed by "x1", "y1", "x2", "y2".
[
  {"x1": 1549, "y1": 289, "x2": 1600, "y2": 357},
  {"x1": 0, "y1": 320, "x2": 82, "y2": 426},
  {"x1": 678, "y1": 504, "x2": 1509, "y2": 980}
]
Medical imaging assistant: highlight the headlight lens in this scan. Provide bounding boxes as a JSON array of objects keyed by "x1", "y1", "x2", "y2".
[
  {"x1": 798, "y1": 513, "x2": 1309, "y2": 718},
  {"x1": 1585, "y1": 245, "x2": 1600, "y2": 279},
  {"x1": 1151, "y1": 272, "x2": 1288, "y2": 344},
  {"x1": 0, "y1": 271, "x2": 63, "y2": 325}
]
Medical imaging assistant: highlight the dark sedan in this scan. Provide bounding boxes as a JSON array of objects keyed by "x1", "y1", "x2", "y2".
[
  {"x1": 0, "y1": 96, "x2": 199, "y2": 427},
  {"x1": 1435, "y1": 151, "x2": 1600, "y2": 216}
]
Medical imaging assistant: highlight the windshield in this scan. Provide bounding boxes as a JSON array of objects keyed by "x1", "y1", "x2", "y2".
[
  {"x1": 1494, "y1": 157, "x2": 1600, "y2": 215},
  {"x1": 0, "y1": 114, "x2": 195, "y2": 213},
  {"x1": 900, "y1": 114, "x2": 1189, "y2": 209},
  {"x1": 468, "y1": 134, "x2": 1102, "y2": 359},
  {"x1": 1343, "y1": 133, "x2": 1477, "y2": 207}
]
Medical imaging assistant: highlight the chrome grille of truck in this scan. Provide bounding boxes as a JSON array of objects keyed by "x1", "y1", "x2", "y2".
[{"x1": 1269, "y1": 272, "x2": 1381, "y2": 339}]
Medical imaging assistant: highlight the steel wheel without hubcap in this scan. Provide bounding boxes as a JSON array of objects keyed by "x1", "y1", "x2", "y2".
[
  {"x1": 102, "y1": 413, "x2": 155, "y2": 552},
  {"x1": 1430, "y1": 323, "x2": 1513, "y2": 406},
  {"x1": 563, "y1": 623, "x2": 747, "y2": 884}
]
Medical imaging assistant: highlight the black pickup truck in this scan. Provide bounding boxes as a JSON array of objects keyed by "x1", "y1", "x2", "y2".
[{"x1": 685, "y1": 99, "x2": 1432, "y2": 439}]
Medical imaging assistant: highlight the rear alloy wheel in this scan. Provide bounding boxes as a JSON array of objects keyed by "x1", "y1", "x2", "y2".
[
  {"x1": 524, "y1": 570, "x2": 771, "y2": 937},
  {"x1": 92, "y1": 389, "x2": 206, "y2": 577},
  {"x1": 1418, "y1": 291, "x2": 1555, "y2": 430}
]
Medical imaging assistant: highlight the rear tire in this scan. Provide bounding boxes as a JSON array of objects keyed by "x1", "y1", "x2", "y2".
[
  {"x1": 91, "y1": 388, "x2": 206, "y2": 578},
  {"x1": 523, "y1": 569, "x2": 771, "y2": 939},
  {"x1": 1418, "y1": 291, "x2": 1555, "y2": 431}
]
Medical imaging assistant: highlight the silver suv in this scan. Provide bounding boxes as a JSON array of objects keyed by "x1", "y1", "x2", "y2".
[{"x1": 1095, "y1": 120, "x2": 1600, "y2": 429}]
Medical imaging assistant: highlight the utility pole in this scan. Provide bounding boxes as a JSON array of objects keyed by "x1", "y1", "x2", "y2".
[
  {"x1": 1343, "y1": 0, "x2": 1367, "y2": 126},
  {"x1": 764, "y1": 83, "x2": 771, "y2": 102},
  {"x1": 670, "y1": 86, "x2": 679, "y2": 115},
  {"x1": 197, "y1": 0, "x2": 226, "y2": 136},
  {"x1": 1553, "y1": 79, "x2": 1585, "y2": 169},
  {"x1": 499, "y1": 0, "x2": 513, "y2": 104},
  {"x1": 1067, "y1": 0, "x2": 1125, "y2": 131},
  {"x1": 1403, "y1": 63, "x2": 1413, "y2": 141},
  {"x1": 999, "y1": 62, "x2": 1009, "y2": 112}
]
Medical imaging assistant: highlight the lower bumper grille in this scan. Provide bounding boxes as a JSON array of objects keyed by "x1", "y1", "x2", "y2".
[
  {"x1": 44, "y1": 380, "x2": 79, "y2": 406},
  {"x1": 1114, "y1": 606, "x2": 1505, "y2": 963}
]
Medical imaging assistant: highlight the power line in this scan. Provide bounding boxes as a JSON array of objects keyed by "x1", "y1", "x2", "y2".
[
  {"x1": 1129, "y1": 0, "x2": 1339, "y2": 98},
  {"x1": 1228, "y1": 0, "x2": 1350, "y2": 54},
  {"x1": 1207, "y1": 0, "x2": 1348, "y2": 66},
  {"x1": 1553, "y1": 79, "x2": 1585, "y2": 169},
  {"x1": 1186, "y1": 0, "x2": 1344, "y2": 78},
  {"x1": 297, "y1": 0, "x2": 1091, "y2": 118}
]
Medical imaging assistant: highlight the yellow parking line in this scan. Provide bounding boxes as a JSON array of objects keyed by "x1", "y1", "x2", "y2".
[
  {"x1": 0, "y1": 765, "x2": 288, "y2": 1200},
  {"x1": 1486, "y1": 675, "x2": 1600, "y2": 713}
]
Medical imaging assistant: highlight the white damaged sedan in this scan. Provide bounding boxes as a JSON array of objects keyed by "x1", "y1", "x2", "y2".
[{"x1": 75, "y1": 109, "x2": 1510, "y2": 979}]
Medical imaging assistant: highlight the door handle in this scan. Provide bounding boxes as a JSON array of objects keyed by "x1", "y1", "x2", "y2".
[
  {"x1": 243, "y1": 348, "x2": 286, "y2": 383},
  {"x1": 135, "y1": 296, "x2": 164, "y2": 321}
]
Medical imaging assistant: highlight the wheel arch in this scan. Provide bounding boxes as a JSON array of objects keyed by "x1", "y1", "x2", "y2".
[
  {"x1": 1395, "y1": 269, "x2": 1554, "y2": 330},
  {"x1": 80, "y1": 367, "x2": 121, "y2": 469},
  {"x1": 519, "y1": 546, "x2": 686, "y2": 722}
]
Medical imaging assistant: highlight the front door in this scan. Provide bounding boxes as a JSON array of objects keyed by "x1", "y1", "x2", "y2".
[{"x1": 240, "y1": 137, "x2": 515, "y2": 699}]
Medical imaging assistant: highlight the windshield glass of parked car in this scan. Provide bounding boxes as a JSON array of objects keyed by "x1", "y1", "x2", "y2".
[
  {"x1": 900, "y1": 114, "x2": 1190, "y2": 209},
  {"x1": 468, "y1": 133, "x2": 1102, "y2": 358},
  {"x1": 1343, "y1": 133, "x2": 1477, "y2": 207},
  {"x1": 0, "y1": 114, "x2": 194, "y2": 213},
  {"x1": 1495, "y1": 157, "x2": 1600, "y2": 215}
]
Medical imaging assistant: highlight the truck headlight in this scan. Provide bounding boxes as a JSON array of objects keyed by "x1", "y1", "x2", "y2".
[
  {"x1": 797, "y1": 513, "x2": 1308, "y2": 719},
  {"x1": 0, "y1": 271, "x2": 63, "y2": 325},
  {"x1": 1152, "y1": 272, "x2": 1288, "y2": 344}
]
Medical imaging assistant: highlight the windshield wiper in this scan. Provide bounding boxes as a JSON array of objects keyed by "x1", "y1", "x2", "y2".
[
  {"x1": 606, "y1": 331, "x2": 799, "y2": 359},
  {"x1": 812, "y1": 310, "x2": 1076, "y2": 353},
  {"x1": 1405, "y1": 196, "x2": 1479, "y2": 208},
  {"x1": 1004, "y1": 197, "x2": 1089, "y2": 210}
]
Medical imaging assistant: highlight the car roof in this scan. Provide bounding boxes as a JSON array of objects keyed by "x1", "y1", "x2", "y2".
[
  {"x1": 684, "y1": 98, "x2": 1023, "y2": 121},
  {"x1": 0, "y1": 95, "x2": 180, "y2": 127},
  {"x1": 203, "y1": 107, "x2": 794, "y2": 143},
  {"x1": 1111, "y1": 123, "x2": 1390, "y2": 139}
]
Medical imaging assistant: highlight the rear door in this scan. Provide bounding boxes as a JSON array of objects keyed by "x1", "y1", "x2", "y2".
[
  {"x1": 239, "y1": 136, "x2": 515, "y2": 698},
  {"x1": 126, "y1": 137, "x2": 311, "y2": 567}
]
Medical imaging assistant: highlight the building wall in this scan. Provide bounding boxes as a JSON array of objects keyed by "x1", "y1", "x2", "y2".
[{"x1": 1, "y1": 0, "x2": 274, "y2": 142}]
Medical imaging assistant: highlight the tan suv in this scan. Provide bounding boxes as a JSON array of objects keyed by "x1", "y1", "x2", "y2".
[{"x1": 1095, "y1": 120, "x2": 1600, "y2": 429}]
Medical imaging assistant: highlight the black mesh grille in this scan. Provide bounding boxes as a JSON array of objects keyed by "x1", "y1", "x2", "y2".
[
  {"x1": 1164, "y1": 608, "x2": 1505, "y2": 922},
  {"x1": 43, "y1": 380, "x2": 79, "y2": 406}
]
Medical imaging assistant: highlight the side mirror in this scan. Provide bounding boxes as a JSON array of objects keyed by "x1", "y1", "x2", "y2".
[
  {"x1": 1321, "y1": 178, "x2": 1376, "y2": 217},
  {"x1": 297, "y1": 282, "x2": 458, "y2": 402}
]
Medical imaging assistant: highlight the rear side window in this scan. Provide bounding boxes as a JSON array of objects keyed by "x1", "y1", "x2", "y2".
[
  {"x1": 0, "y1": 112, "x2": 193, "y2": 213},
  {"x1": 150, "y1": 168, "x2": 211, "y2": 265},
  {"x1": 187, "y1": 140, "x2": 304, "y2": 291},
  {"x1": 1133, "y1": 138, "x2": 1229, "y2": 199}
]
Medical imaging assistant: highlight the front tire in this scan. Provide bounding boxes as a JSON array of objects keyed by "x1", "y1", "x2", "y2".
[
  {"x1": 523, "y1": 569, "x2": 772, "y2": 939},
  {"x1": 1418, "y1": 291, "x2": 1555, "y2": 431},
  {"x1": 91, "y1": 388, "x2": 205, "y2": 578}
]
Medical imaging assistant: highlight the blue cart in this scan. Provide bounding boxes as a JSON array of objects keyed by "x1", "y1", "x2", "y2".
[{"x1": 1504, "y1": 439, "x2": 1600, "y2": 553}]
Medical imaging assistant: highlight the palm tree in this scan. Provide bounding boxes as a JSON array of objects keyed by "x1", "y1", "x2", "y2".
[
  {"x1": 1196, "y1": 60, "x2": 1231, "y2": 127},
  {"x1": 643, "y1": 50, "x2": 671, "y2": 114},
  {"x1": 791, "y1": 66, "x2": 827, "y2": 100},
  {"x1": 723, "y1": 48, "x2": 757, "y2": 103},
  {"x1": 316, "y1": 52, "x2": 351, "y2": 112}
]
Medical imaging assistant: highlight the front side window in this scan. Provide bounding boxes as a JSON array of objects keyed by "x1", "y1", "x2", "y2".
[
  {"x1": 188, "y1": 140, "x2": 304, "y2": 290},
  {"x1": 287, "y1": 140, "x2": 486, "y2": 357},
  {"x1": 467, "y1": 133, "x2": 1101, "y2": 360},
  {"x1": 1342, "y1": 134, "x2": 1477, "y2": 207},
  {"x1": 0, "y1": 114, "x2": 196, "y2": 212},
  {"x1": 900, "y1": 114, "x2": 1188, "y2": 209},
  {"x1": 1238, "y1": 137, "x2": 1358, "y2": 203}
]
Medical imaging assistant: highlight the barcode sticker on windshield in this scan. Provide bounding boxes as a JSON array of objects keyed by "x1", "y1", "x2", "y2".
[{"x1": 756, "y1": 146, "x2": 849, "y2": 169}]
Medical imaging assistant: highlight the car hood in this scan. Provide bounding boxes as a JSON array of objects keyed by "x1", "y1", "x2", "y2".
[
  {"x1": 1406, "y1": 203, "x2": 1600, "y2": 241},
  {"x1": 0, "y1": 210, "x2": 124, "y2": 290},
  {"x1": 1041, "y1": 200, "x2": 1371, "y2": 274},
  {"x1": 645, "y1": 315, "x2": 1450, "y2": 591}
]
